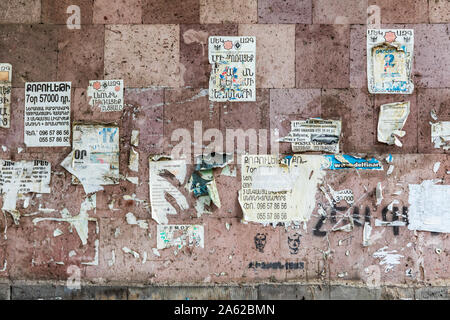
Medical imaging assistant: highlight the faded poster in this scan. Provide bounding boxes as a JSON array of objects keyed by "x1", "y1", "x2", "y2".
[
  {"x1": 157, "y1": 225, "x2": 204, "y2": 250},
  {"x1": 87, "y1": 80, "x2": 124, "y2": 112},
  {"x1": 208, "y1": 36, "x2": 256, "y2": 101},
  {"x1": 149, "y1": 159, "x2": 189, "y2": 224},
  {"x1": 377, "y1": 101, "x2": 410, "y2": 146},
  {"x1": 239, "y1": 155, "x2": 327, "y2": 223},
  {"x1": 323, "y1": 154, "x2": 383, "y2": 170},
  {"x1": 63, "y1": 124, "x2": 119, "y2": 194},
  {"x1": 431, "y1": 121, "x2": 450, "y2": 150},
  {"x1": 0, "y1": 63, "x2": 12, "y2": 128},
  {"x1": 279, "y1": 119, "x2": 341, "y2": 153},
  {"x1": 367, "y1": 29, "x2": 414, "y2": 94},
  {"x1": 24, "y1": 82, "x2": 71, "y2": 147}
]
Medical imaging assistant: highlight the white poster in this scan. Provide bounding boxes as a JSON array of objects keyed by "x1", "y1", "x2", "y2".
[
  {"x1": 24, "y1": 82, "x2": 71, "y2": 147},
  {"x1": 208, "y1": 36, "x2": 256, "y2": 102},
  {"x1": 0, "y1": 63, "x2": 12, "y2": 128},
  {"x1": 87, "y1": 80, "x2": 124, "y2": 112},
  {"x1": 377, "y1": 101, "x2": 410, "y2": 146},
  {"x1": 367, "y1": 29, "x2": 414, "y2": 94}
]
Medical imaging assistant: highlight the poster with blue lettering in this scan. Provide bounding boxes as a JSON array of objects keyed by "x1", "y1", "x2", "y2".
[
  {"x1": 367, "y1": 29, "x2": 414, "y2": 94},
  {"x1": 208, "y1": 36, "x2": 256, "y2": 102}
]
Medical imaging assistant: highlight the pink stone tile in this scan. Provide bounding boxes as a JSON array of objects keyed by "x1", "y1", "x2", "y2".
[
  {"x1": 417, "y1": 88, "x2": 450, "y2": 154},
  {"x1": 429, "y1": 0, "x2": 450, "y2": 23},
  {"x1": 321, "y1": 88, "x2": 375, "y2": 153},
  {"x1": 142, "y1": 0, "x2": 200, "y2": 24},
  {"x1": 258, "y1": 0, "x2": 312, "y2": 24},
  {"x1": 239, "y1": 24, "x2": 296, "y2": 88},
  {"x1": 414, "y1": 24, "x2": 450, "y2": 88},
  {"x1": 270, "y1": 89, "x2": 321, "y2": 154},
  {"x1": 57, "y1": 25, "x2": 105, "y2": 88},
  {"x1": 213, "y1": 167, "x2": 241, "y2": 219},
  {"x1": 200, "y1": 0, "x2": 257, "y2": 24},
  {"x1": 93, "y1": 0, "x2": 142, "y2": 24},
  {"x1": 219, "y1": 89, "x2": 270, "y2": 157},
  {"x1": 416, "y1": 232, "x2": 450, "y2": 283},
  {"x1": 41, "y1": 0, "x2": 94, "y2": 24},
  {"x1": 180, "y1": 24, "x2": 238, "y2": 88},
  {"x1": 163, "y1": 88, "x2": 220, "y2": 162},
  {"x1": 350, "y1": 24, "x2": 366, "y2": 89},
  {"x1": 313, "y1": 0, "x2": 367, "y2": 24},
  {"x1": 0, "y1": 25, "x2": 58, "y2": 87},
  {"x1": 373, "y1": 93, "x2": 418, "y2": 154},
  {"x1": 368, "y1": 0, "x2": 429, "y2": 23},
  {"x1": 104, "y1": 24, "x2": 182, "y2": 88},
  {"x1": 0, "y1": 0, "x2": 41, "y2": 24},
  {"x1": 296, "y1": 24, "x2": 350, "y2": 89}
]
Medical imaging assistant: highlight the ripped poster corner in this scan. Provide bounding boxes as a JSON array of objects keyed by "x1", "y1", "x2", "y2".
[
  {"x1": 208, "y1": 36, "x2": 256, "y2": 102},
  {"x1": 0, "y1": 63, "x2": 12, "y2": 129},
  {"x1": 408, "y1": 180, "x2": 450, "y2": 233},
  {"x1": 377, "y1": 101, "x2": 410, "y2": 147},
  {"x1": 194, "y1": 152, "x2": 233, "y2": 171},
  {"x1": 431, "y1": 121, "x2": 450, "y2": 150},
  {"x1": 239, "y1": 154, "x2": 327, "y2": 224},
  {"x1": 188, "y1": 169, "x2": 221, "y2": 209},
  {"x1": 61, "y1": 123, "x2": 120, "y2": 194},
  {"x1": 278, "y1": 119, "x2": 341, "y2": 153},
  {"x1": 323, "y1": 154, "x2": 383, "y2": 170},
  {"x1": 367, "y1": 29, "x2": 414, "y2": 94},
  {"x1": 0, "y1": 160, "x2": 51, "y2": 224},
  {"x1": 87, "y1": 80, "x2": 124, "y2": 112},
  {"x1": 157, "y1": 225, "x2": 204, "y2": 250},
  {"x1": 149, "y1": 158, "x2": 189, "y2": 224}
]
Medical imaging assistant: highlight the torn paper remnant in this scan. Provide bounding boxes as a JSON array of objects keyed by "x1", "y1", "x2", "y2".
[
  {"x1": 279, "y1": 119, "x2": 341, "y2": 153},
  {"x1": 87, "y1": 80, "x2": 123, "y2": 112},
  {"x1": 188, "y1": 169, "x2": 221, "y2": 209},
  {"x1": 149, "y1": 159, "x2": 189, "y2": 224},
  {"x1": 194, "y1": 152, "x2": 233, "y2": 171},
  {"x1": 157, "y1": 225, "x2": 204, "y2": 250},
  {"x1": 377, "y1": 101, "x2": 410, "y2": 146},
  {"x1": 367, "y1": 29, "x2": 414, "y2": 94},
  {"x1": 239, "y1": 155, "x2": 327, "y2": 224},
  {"x1": 208, "y1": 36, "x2": 256, "y2": 102},
  {"x1": 323, "y1": 154, "x2": 383, "y2": 170},
  {"x1": 61, "y1": 123, "x2": 120, "y2": 194},
  {"x1": 0, "y1": 160, "x2": 51, "y2": 222},
  {"x1": 24, "y1": 82, "x2": 71, "y2": 147},
  {"x1": 128, "y1": 147, "x2": 139, "y2": 172},
  {"x1": 408, "y1": 180, "x2": 450, "y2": 233},
  {"x1": 431, "y1": 121, "x2": 450, "y2": 150},
  {"x1": 0, "y1": 63, "x2": 12, "y2": 128}
]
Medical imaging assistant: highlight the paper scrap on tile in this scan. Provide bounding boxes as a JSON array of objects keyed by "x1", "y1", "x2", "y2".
[
  {"x1": 0, "y1": 160, "x2": 51, "y2": 215},
  {"x1": 0, "y1": 63, "x2": 12, "y2": 128},
  {"x1": 24, "y1": 82, "x2": 71, "y2": 147},
  {"x1": 408, "y1": 180, "x2": 450, "y2": 233},
  {"x1": 157, "y1": 225, "x2": 204, "y2": 250},
  {"x1": 87, "y1": 80, "x2": 123, "y2": 112},
  {"x1": 61, "y1": 123, "x2": 119, "y2": 194},
  {"x1": 279, "y1": 119, "x2": 341, "y2": 153},
  {"x1": 431, "y1": 121, "x2": 450, "y2": 150},
  {"x1": 188, "y1": 169, "x2": 221, "y2": 209},
  {"x1": 367, "y1": 29, "x2": 414, "y2": 94},
  {"x1": 323, "y1": 154, "x2": 383, "y2": 170},
  {"x1": 208, "y1": 36, "x2": 256, "y2": 101},
  {"x1": 149, "y1": 159, "x2": 189, "y2": 224},
  {"x1": 239, "y1": 155, "x2": 327, "y2": 223},
  {"x1": 377, "y1": 101, "x2": 410, "y2": 146}
]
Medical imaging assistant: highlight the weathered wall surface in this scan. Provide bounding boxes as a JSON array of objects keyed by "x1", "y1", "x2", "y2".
[{"x1": 0, "y1": 0, "x2": 449, "y2": 299}]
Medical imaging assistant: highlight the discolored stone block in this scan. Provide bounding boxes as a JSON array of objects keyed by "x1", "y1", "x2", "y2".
[
  {"x1": 41, "y1": 0, "x2": 94, "y2": 25},
  {"x1": 258, "y1": 0, "x2": 312, "y2": 24},
  {"x1": 200, "y1": 0, "x2": 257, "y2": 24},
  {"x1": 0, "y1": 0, "x2": 41, "y2": 24},
  {"x1": 142, "y1": 0, "x2": 200, "y2": 24},
  {"x1": 93, "y1": 0, "x2": 142, "y2": 24}
]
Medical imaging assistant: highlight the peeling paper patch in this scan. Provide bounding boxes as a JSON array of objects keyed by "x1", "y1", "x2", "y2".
[
  {"x1": 363, "y1": 222, "x2": 372, "y2": 247},
  {"x1": 126, "y1": 176, "x2": 139, "y2": 185},
  {"x1": 377, "y1": 102, "x2": 410, "y2": 146},
  {"x1": 128, "y1": 147, "x2": 139, "y2": 172},
  {"x1": 195, "y1": 152, "x2": 233, "y2": 171},
  {"x1": 327, "y1": 184, "x2": 354, "y2": 206},
  {"x1": 53, "y1": 228, "x2": 63, "y2": 237},
  {"x1": 323, "y1": 154, "x2": 383, "y2": 170},
  {"x1": 431, "y1": 121, "x2": 450, "y2": 150},
  {"x1": 373, "y1": 246, "x2": 404, "y2": 272},
  {"x1": 188, "y1": 169, "x2": 221, "y2": 209},
  {"x1": 131, "y1": 130, "x2": 139, "y2": 147},
  {"x1": 220, "y1": 165, "x2": 236, "y2": 177},
  {"x1": 152, "y1": 248, "x2": 160, "y2": 257},
  {"x1": 376, "y1": 182, "x2": 383, "y2": 206},
  {"x1": 208, "y1": 36, "x2": 256, "y2": 102},
  {"x1": 87, "y1": 80, "x2": 123, "y2": 112},
  {"x1": 408, "y1": 180, "x2": 450, "y2": 233},
  {"x1": 149, "y1": 159, "x2": 189, "y2": 224},
  {"x1": 122, "y1": 247, "x2": 140, "y2": 259},
  {"x1": 0, "y1": 63, "x2": 12, "y2": 128},
  {"x1": 375, "y1": 219, "x2": 406, "y2": 227},
  {"x1": 157, "y1": 225, "x2": 204, "y2": 250},
  {"x1": 433, "y1": 162, "x2": 441, "y2": 173},
  {"x1": 125, "y1": 212, "x2": 148, "y2": 230},
  {"x1": 239, "y1": 155, "x2": 327, "y2": 224},
  {"x1": 278, "y1": 119, "x2": 341, "y2": 153},
  {"x1": 367, "y1": 29, "x2": 414, "y2": 94}
]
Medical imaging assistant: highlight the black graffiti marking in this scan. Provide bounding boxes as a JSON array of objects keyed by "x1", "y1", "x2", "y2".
[
  {"x1": 254, "y1": 233, "x2": 267, "y2": 253},
  {"x1": 287, "y1": 233, "x2": 302, "y2": 255},
  {"x1": 313, "y1": 215, "x2": 327, "y2": 237},
  {"x1": 382, "y1": 205, "x2": 409, "y2": 236},
  {"x1": 248, "y1": 261, "x2": 304, "y2": 270}
]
